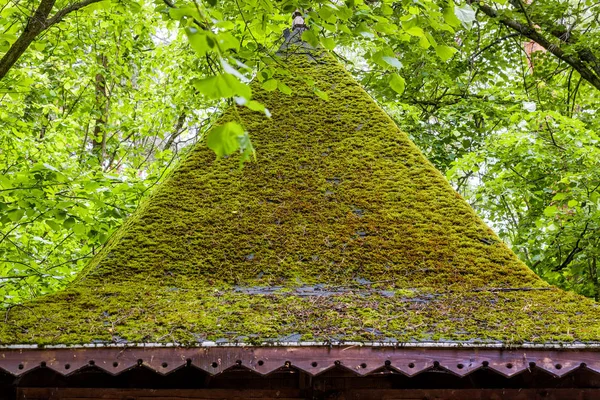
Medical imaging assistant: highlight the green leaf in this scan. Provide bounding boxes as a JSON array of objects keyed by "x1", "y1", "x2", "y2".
[
  {"x1": 382, "y1": 56, "x2": 402, "y2": 69},
  {"x1": 405, "y1": 26, "x2": 425, "y2": 38},
  {"x1": 217, "y1": 32, "x2": 240, "y2": 52},
  {"x1": 443, "y1": 7, "x2": 461, "y2": 28},
  {"x1": 320, "y1": 37, "x2": 335, "y2": 50},
  {"x1": 86, "y1": 0, "x2": 110, "y2": 11},
  {"x1": 319, "y1": 6, "x2": 333, "y2": 21},
  {"x1": 185, "y1": 27, "x2": 209, "y2": 56},
  {"x1": 568, "y1": 200, "x2": 579, "y2": 207},
  {"x1": 278, "y1": 82, "x2": 292, "y2": 95},
  {"x1": 262, "y1": 79, "x2": 278, "y2": 91},
  {"x1": 246, "y1": 100, "x2": 271, "y2": 117},
  {"x1": 7, "y1": 209, "x2": 24, "y2": 222},
  {"x1": 46, "y1": 220, "x2": 61, "y2": 231},
  {"x1": 193, "y1": 76, "x2": 222, "y2": 98},
  {"x1": 380, "y1": 3, "x2": 393, "y2": 15},
  {"x1": 215, "y1": 20, "x2": 235, "y2": 29},
  {"x1": 435, "y1": 45, "x2": 458, "y2": 61},
  {"x1": 63, "y1": 217, "x2": 76, "y2": 228},
  {"x1": 337, "y1": 22, "x2": 352, "y2": 35},
  {"x1": 425, "y1": 32, "x2": 438, "y2": 47},
  {"x1": 355, "y1": 22, "x2": 374, "y2": 39},
  {"x1": 301, "y1": 30, "x2": 319, "y2": 47},
  {"x1": 454, "y1": 4, "x2": 476, "y2": 29},
  {"x1": 335, "y1": 6, "x2": 352, "y2": 20},
  {"x1": 314, "y1": 89, "x2": 329, "y2": 101},
  {"x1": 237, "y1": 132, "x2": 256, "y2": 167},
  {"x1": 128, "y1": 1, "x2": 142, "y2": 13},
  {"x1": 246, "y1": 100, "x2": 262, "y2": 111},
  {"x1": 223, "y1": 74, "x2": 251, "y2": 100},
  {"x1": 543, "y1": 205, "x2": 558, "y2": 218},
  {"x1": 206, "y1": 122, "x2": 245, "y2": 158},
  {"x1": 192, "y1": 74, "x2": 251, "y2": 100},
  {"x1": 73, "y1": 223, "x2": 86, "y2": 235},
  {"x1": 169, "y1": 6, "x2": 199, "y2": 20},
  {"x1": 389, "y1": 73, "x2": 405, "y2": 95}
]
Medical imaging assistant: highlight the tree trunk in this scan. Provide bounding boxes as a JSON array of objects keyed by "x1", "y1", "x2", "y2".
[
  {"x1": 163, "y1": 112, "x2": 187, "y2": 150},
  {"x1": 0, "y1": 0, "x2": 56, "y2": 81},
  {"x1": 593, "y1": 257, "x2": 599, "y2": 302},
  {"x1": 0, "y1": 0, "x2": 103, "y2": 82},
  {"x1": 92, "y1": 55, "x2": 109, "y2": 164}
]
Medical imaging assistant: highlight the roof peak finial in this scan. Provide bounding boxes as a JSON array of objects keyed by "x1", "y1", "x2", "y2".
[{"x1": 292, "y1": 9, "x2": 306, "y2": 30}]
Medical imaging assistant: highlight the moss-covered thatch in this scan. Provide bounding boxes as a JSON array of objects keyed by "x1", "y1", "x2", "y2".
[{"x1": 1, "y1": 48, "x2": 599, "y2": 346}]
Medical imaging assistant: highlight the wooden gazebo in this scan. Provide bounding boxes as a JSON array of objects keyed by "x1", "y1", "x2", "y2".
[{"x1": 1, "y1": 26, "x2": 599, "y2": 400}]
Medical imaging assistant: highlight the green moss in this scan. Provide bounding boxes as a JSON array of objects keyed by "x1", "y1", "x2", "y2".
[{"x1": 1, "y1": 49, "x2": 599, "y2": 345}]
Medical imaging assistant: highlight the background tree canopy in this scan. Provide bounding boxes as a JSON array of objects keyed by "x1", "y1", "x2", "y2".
[{"x1": 1, "y1": 0, "x2": 599, "y2": 304}]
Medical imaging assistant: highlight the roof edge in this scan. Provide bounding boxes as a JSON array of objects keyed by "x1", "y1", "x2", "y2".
[
  {"x1": 3, "y1": 343, "x2": 600, "y2": 379},
  {"x1": 3, "y1": 341, "x2": 600, "y2": 350}
]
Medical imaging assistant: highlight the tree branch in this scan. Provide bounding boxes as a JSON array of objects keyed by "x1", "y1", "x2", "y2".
[
  {"x1": 476, "y1": 2, "x2": 600, "y2": 91},
  {"x1": 0, "y1": 0, "x2": 56, "y2": 80},
  {"x1": 46, "y1": 0, "x2": 103, "y2": 26},
  {"x1": 163, "y1": 112, "x2": 189, "y2": 150},
  {"x1": 470, "y1": 33, "x2": 520, "y2": 61},
  {"x1": 553, "y1": 221, "x2": 590, "y2": 272},
  {"x1": 0, "y1": 0, "x2": 103, "y2": 81}
]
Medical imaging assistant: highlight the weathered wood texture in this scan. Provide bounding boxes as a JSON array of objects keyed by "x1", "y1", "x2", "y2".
[
  {"x1": 2, "y1": 346, "x2": 600, "y2": 378},
  {"x1": 3, "y1": 347, "x2": 600, "y2": 400},
  {"x1": 17, "y1": 387, "x2": 600, "y2": 400}
]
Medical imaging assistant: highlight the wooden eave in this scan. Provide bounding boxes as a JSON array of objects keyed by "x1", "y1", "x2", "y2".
[{"x1": 2, "y1": 345, "x2": 600, "y2": 379}]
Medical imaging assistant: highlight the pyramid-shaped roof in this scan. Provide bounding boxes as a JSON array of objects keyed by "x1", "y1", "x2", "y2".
[{"x1": 1, "y1": 42, "x2": 599, "y2": 347}]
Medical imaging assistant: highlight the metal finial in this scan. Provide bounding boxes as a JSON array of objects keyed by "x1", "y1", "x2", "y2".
[{"x1": 292, "y1": 9, "x2": 306, "y2": 29}]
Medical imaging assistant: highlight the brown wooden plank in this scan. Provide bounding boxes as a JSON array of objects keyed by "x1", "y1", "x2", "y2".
[
  {"x1": 135, "y1": 397, "x2": 301, "y2": 400},
  {"x1": 60, "y1": 392, "x2": 304, "y2": 400},
  {"x1": 18, "y1": 388, "x2": 600, "y2": 400},
  {"x1": 18, "y1": 388, "x2": 303, "y2": 400},
  {"x1": 330, "y1": 389, "x2": 600, "y2": 400},
  {"x1": 4, "y1": 346, "x2": 600, "y2": 378}
]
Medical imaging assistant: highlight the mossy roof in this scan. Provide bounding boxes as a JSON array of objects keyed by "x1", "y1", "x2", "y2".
[{"x1": 2, "y1": 46, "x2": 599, "y2": 347}]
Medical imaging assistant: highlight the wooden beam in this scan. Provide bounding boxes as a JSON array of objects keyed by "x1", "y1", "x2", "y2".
[
  {"x1": 3, "y1": 346, "x2": 600, "y2": 378},
  {"x1": 18, "y1": 388, "x2": 303, "y2": 400},
  {"x1": 17, "y1": 387, "x2": 600, "y2": 400}
]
